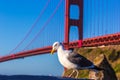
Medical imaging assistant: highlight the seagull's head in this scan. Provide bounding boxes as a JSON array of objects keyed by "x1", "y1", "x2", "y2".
[{"x1": 51, "y1": 42, "x2": 62, "y2": 54}]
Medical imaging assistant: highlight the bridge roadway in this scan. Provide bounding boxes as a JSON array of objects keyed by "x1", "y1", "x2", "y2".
[{"x1": 0, "y1": 33, "x2": 120, "y2": 62}]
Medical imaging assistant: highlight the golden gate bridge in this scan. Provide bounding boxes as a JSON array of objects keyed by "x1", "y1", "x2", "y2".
[{"x1": 0, "y1": 0, "x2": 120, "y2": 62}]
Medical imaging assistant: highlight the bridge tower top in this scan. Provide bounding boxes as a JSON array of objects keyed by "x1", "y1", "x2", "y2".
[{"x1": 64, "y1": 0, "x2": 83, "y2": 49}]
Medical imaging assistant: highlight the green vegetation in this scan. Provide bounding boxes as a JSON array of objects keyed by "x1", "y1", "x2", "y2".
[
  {"x1": 63, "y1": 45, "x2": 120, "y2": 79},
  {"x1": 114, "y1": 63, "x2": 120, "y2": 73}
]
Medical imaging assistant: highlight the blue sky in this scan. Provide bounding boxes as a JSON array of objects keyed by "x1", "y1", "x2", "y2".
[
  {"x1": 0, "y1": 0, "x2": 64, "y2": 76},
  {"x1": 0, "y1": 0, "x2": 120, "y2": 76}
]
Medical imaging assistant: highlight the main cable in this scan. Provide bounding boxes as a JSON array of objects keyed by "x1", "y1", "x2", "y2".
[
  {"x1": 23, "y1": 0, "x2": 63, "y2": 51},
  {"x1": 9, "y1": 0, "x2": 51, "y2": 54}
]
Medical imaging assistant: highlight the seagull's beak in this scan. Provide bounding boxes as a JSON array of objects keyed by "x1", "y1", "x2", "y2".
[{"x1": 50, "y1": 49, "x2": 55, "y2": 55}]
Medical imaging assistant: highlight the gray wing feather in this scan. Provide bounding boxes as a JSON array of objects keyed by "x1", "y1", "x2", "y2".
[{"x1": 68, "y1": 51, "x2": 93, "y2": 67}]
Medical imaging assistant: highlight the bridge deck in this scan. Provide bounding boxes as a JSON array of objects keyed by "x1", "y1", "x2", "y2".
[{"x1": 0, "y1": 33, "x2": 120, "y2": 62}]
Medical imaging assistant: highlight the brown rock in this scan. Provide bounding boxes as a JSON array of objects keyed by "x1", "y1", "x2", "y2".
[{"x1": 89, "y1": 54, "x2": 117, "y2": 80}]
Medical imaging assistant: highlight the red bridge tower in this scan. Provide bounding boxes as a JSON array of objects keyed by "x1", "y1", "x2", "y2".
[{"x1": 64, "y1": 0, "x2": 83, "y2": 49}]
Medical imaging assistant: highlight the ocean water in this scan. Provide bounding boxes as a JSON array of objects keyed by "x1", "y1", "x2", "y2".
[{"x1": 0, "y1": 75, "x2": 88, "y2": 80}]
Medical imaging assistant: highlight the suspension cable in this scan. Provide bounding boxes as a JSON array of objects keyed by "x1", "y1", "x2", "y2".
[
  {"x1": 23, "y1": 0, "x2": 63, "y2": 51},
  {"x1": 9, "y1": 0, "x2": 51, "y2": 54}
]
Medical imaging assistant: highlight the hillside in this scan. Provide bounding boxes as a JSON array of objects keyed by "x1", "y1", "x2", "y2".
[{"x1": 63, "y1": 45, "x2": 120, "y2": 79}]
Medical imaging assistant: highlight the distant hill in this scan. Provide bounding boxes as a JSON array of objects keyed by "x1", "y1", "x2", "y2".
[{"x1": 0, "y1": 75, "x2": 87, "y2": 80}]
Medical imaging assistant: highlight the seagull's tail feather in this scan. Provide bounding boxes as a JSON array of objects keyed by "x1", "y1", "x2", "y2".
[{"x1": 93, "y1": 66, "x2": 104, "y2": 71}]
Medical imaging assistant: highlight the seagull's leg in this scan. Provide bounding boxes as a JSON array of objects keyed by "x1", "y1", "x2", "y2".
[
  {"x1": 62, "y1": 71, "x2": 65, "y2": 77},
  {"x1": 68, "y1": 70, "x2": 75, "y2": 78},
  {"x1": 75, "y1": 69, "x2": 79, "y2": 78},
  {"x1": 62, "y1": 67, "x2": 67, "y2": 77}
]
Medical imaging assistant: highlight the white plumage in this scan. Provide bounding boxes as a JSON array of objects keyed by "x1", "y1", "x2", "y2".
[
  {"x1": 51, "y1": 42, "x2": 102, "y2": 78},
  {"x1": 57, "y1": 45, "x2": 77, "y2": 69}
]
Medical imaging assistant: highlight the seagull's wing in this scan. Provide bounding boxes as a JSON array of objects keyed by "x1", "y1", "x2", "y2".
[
  {"x1": 67, "y1": 51, "x2": 93, "y2": 67},
  {"x1": 64, "y1": 49, "x2": 72, "y2": 54}
]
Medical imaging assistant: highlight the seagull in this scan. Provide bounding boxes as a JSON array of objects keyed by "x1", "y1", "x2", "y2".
[{"x1": 51, "y1": 42, "x2": 103, "y2": 78}]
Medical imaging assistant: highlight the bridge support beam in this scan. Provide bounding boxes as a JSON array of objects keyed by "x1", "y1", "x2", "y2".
[{"x1": 64, "y1": 0, "x2": 83, "y2": 49}]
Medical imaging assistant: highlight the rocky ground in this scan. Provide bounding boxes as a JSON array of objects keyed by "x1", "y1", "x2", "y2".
[{"x1": 63, "y1": 45, "x2": 120, "y2": 80}]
